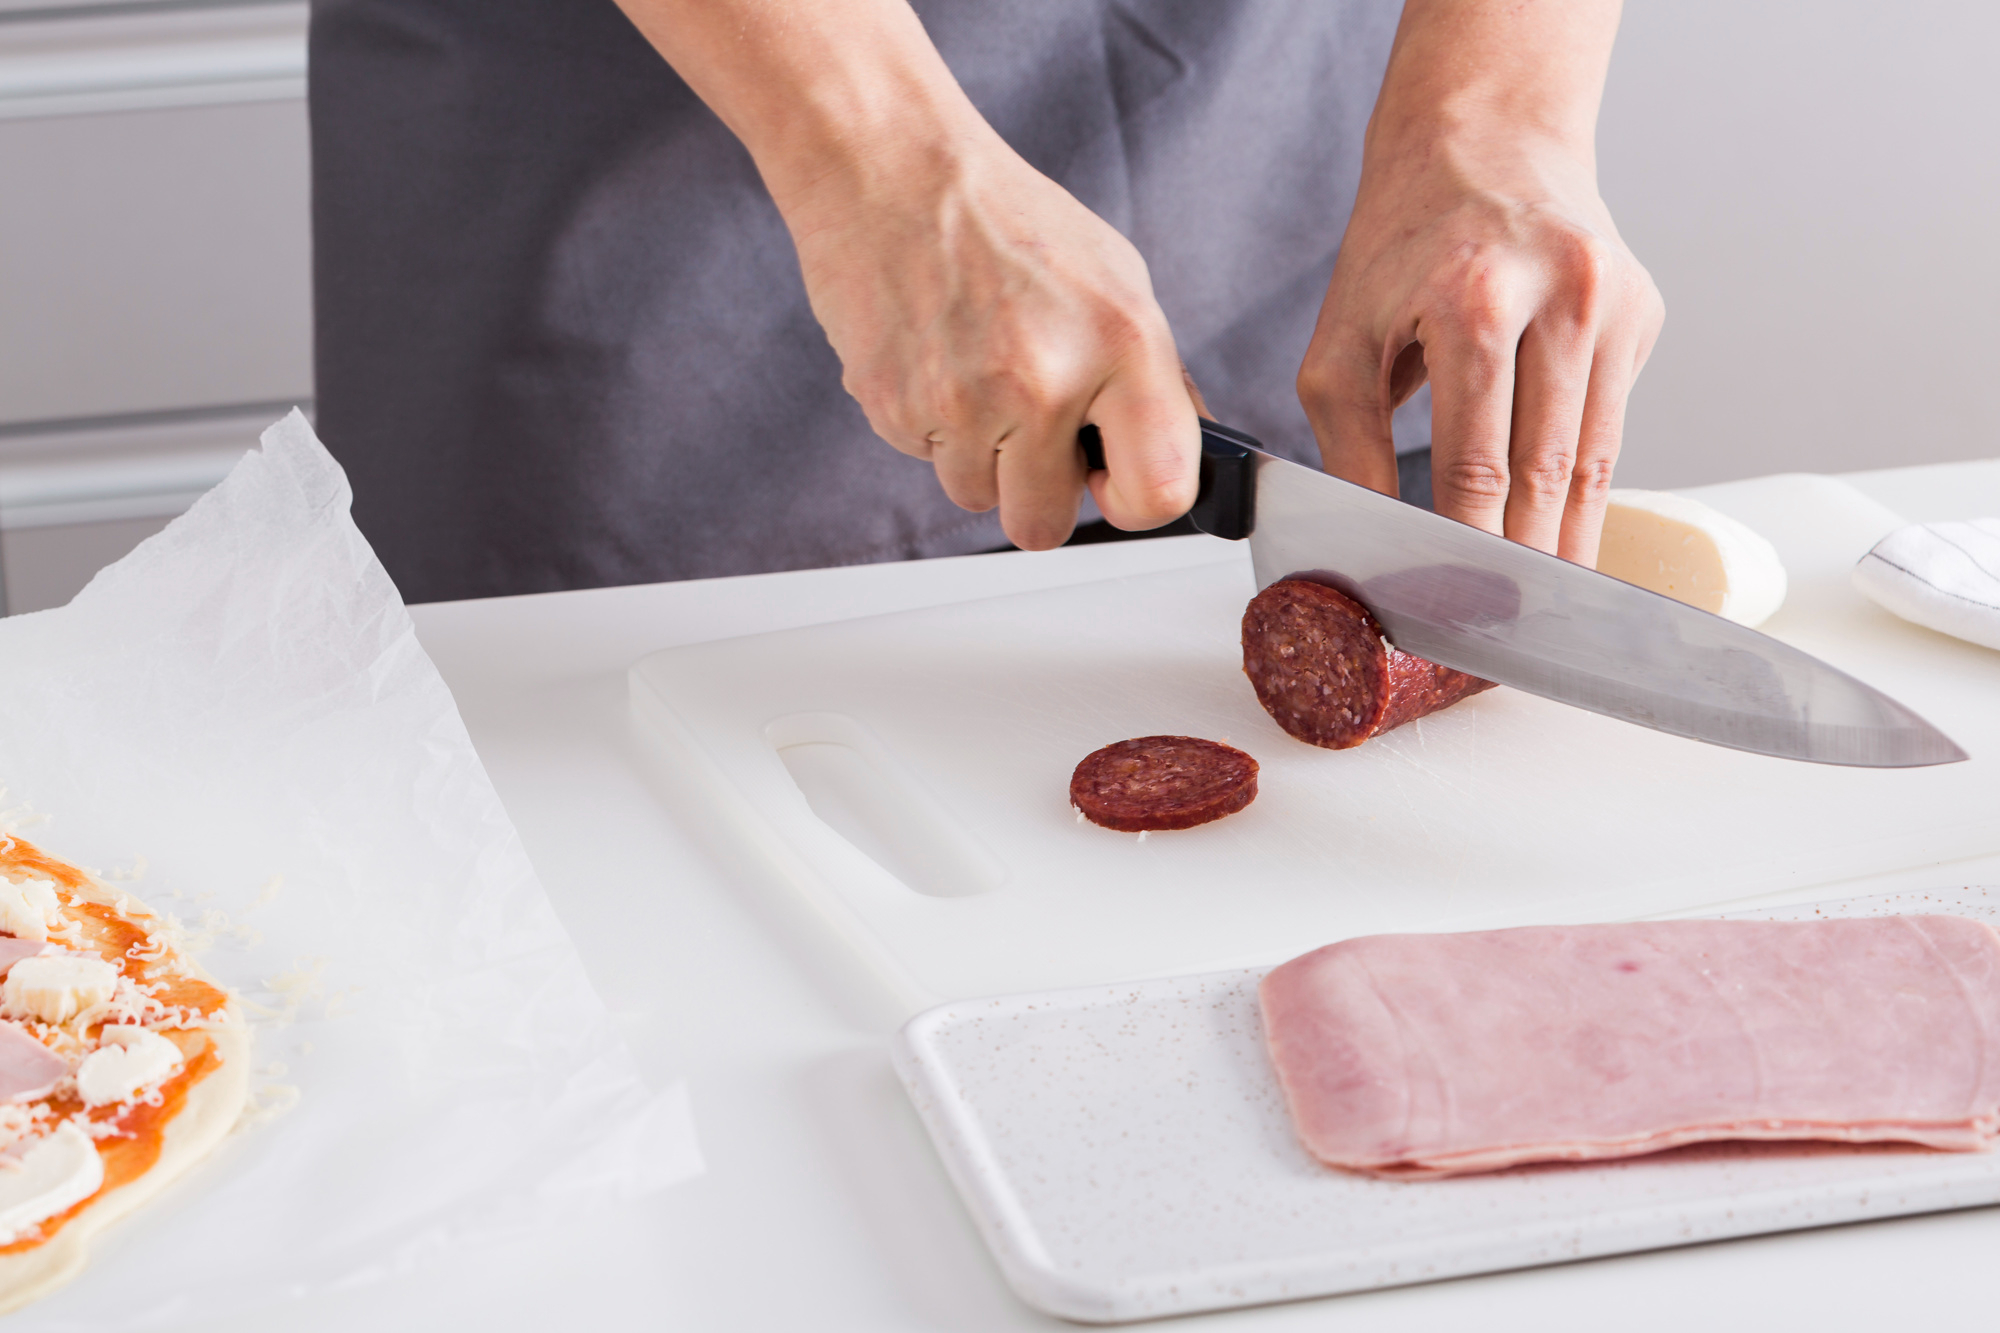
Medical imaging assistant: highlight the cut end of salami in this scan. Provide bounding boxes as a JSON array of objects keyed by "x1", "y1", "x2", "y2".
[
  {"x1": 1069, "y1": 736, "x2": 1258, "y2": 833},
  {"x1": 1241, "y1": 577, "x2": 1492, "y2": 749}
]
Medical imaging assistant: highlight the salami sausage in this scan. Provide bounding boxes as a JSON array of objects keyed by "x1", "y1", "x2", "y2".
[
  {"x1": 1070, "y1": 736, "x2": 1258, "y2": 832},
  {"x1": 1241, "y1": 578, "x2": 1492, "y2": 749}
]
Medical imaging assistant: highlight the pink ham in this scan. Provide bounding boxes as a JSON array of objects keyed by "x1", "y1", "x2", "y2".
[
  {"x1": 0, "y1": 1021, "x2": 65, "y2": 1103},
  {"x1": 0, "y1": 937, "x2": 40, "y2": 978},
  {"x1": 1259, "y1": 916, "x2": 2000, "y2": 1178}
]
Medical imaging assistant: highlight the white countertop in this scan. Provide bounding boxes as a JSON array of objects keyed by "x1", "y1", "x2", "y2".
[{"x1": 183, "y1": 459, "x2": 2000, "y2": 1332}]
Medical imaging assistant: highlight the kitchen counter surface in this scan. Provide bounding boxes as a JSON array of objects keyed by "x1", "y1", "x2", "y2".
[{"x1": 169, "y1": 459, "x2": 2000, "y2": 1332}]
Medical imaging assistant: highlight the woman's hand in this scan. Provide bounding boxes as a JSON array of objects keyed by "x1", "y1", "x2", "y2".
[
  {"x1": 1298, "y1": 0, "x2": 1664, "y2": 567},
  {"x1": 612, "y1": 0, "x2": 1199, "y2": 551}
]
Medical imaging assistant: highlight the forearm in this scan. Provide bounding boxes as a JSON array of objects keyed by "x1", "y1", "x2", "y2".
[
  {"x1": 608, "y1": 0, "x2": 987, "y2": 212},
  {"x1": 608, "y1": 0, "x2": 1201, "y2": 545},
  {"x1": 1367, "y1": 0, "x2": 1623, "y2": 171}
]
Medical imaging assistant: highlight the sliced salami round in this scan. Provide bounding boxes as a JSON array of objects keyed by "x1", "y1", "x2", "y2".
[
  {"x1": 1070, "y1": 736, "x2": 1259, "y2": 833},
  {"x1": 1241, "y1": 578, "x2": 1493, "y2": 750}
]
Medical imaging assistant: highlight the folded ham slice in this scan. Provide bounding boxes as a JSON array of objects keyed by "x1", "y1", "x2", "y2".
[
  {"x1": 0, "y1": 939, "x2": 39, "y2": 978},
  {"x1": 1259, "y1": 916, "x2": 2000, "y2": 1178},
  {"x1": 0, "y1": 1022, "x2": 65, "y2": 1104}
]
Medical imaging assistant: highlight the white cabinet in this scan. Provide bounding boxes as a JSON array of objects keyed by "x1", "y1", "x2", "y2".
[{"x1": 0, "y1": 0, "x2": 307, "y2": 612}]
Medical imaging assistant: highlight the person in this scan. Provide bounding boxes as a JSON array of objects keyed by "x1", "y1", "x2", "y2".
[{"x1": 310, "y1": 0, "x2": 1661, "y2": 604}]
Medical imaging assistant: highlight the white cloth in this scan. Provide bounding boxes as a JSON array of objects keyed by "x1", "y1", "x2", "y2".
[{"x1": 1853, "y1": 518, "x2": 2000, "y2": 651}]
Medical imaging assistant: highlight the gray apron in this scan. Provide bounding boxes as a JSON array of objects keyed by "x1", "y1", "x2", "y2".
[{"x1": 309, "y1": 0, "x2": 1404, "y2": 603}]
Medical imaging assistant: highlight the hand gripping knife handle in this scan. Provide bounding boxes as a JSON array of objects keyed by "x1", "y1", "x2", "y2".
[{"x1": 1076, "y1": 420, "x2": 1258, "y2": 541}]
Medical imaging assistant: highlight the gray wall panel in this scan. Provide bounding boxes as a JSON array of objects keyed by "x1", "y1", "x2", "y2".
[{"x1": 0, "y1": 97, "x2": 311, "y2": 425}]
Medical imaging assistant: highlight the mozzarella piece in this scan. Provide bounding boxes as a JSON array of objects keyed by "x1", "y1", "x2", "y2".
[
  {"x1": 0, "y1": 955, "x2": 118, "y2": 1025},
  {"x1": 0, "y1": 1121, "x2": 102, "y2": 1243},
  {"x1": 1596, "y1": 489, "x2": 1788, "y2": 626},
  {"x1": 76, "y1": 1027, "x2": 183, "y2": 1107},
  {"x1": 0, "y1": 876, "x2": 61, "y2": 944}
]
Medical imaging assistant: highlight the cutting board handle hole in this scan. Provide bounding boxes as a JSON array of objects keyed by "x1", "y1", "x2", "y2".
[{"x1": 767, "y1": 713, "x2": 1005, "y2": 899}]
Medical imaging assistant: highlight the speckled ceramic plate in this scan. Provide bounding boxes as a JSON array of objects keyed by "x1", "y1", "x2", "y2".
[{"x1": 891, "y1": 887, "x2": 2000, "y2": 1323}]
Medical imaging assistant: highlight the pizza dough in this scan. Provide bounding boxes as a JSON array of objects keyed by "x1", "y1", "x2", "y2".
[{"x1": 0, "y1": 836, "x2": 248, "y2": 1314}]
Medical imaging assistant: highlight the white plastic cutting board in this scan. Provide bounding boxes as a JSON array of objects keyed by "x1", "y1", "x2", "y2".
[
  {"x1": 630, "y1": 474, "x2": 2000, "y2": 1009},
  {"x1": 892, "y1": 887, "x2": 2000, "y2": 1324}
]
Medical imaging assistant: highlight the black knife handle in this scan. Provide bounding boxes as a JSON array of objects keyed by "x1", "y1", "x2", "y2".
[{"x1": 1076, "y1": 418, "x2": 1259, "y2": 541}]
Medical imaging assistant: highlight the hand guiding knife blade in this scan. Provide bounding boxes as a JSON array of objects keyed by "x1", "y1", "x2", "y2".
[{"x1": 1076, "y1": 420, "x2": 1966, "y2": 768}]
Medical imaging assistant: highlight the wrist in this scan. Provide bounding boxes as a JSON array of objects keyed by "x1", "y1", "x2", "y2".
[
  {"x1": 1354, "y1": 101, "x2": 1607, "y2": 227},
  {"x1": 1366, "y1": 91, "x2": 1598, "y2": 183},
  {"x1": 1361, "y1": 0, "x2": 1619, "y2": 190},
  {"x1": 614, "y1": 0, "x2": 997, "y2": 221},
  {"x1": 747, "y1": 62, "x2": 994, "y2": 218}
]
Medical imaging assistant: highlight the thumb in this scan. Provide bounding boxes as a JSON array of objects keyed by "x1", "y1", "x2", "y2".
[{"x1": 1084, "y1": 355, "x2": 1202, "y2": 530}]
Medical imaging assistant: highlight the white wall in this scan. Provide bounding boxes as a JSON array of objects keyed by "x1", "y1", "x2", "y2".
[{"x1": 1598, "y1": 0, "x2": 2000, "y2": 488}]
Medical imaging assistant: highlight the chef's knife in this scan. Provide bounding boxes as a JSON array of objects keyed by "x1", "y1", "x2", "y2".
[{"x1": 1077, "y1": 421, "x2": 1967, "y2": 767}]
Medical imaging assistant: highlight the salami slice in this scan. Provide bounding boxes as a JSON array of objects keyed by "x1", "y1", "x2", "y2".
[
  {"x1": 1070, "y1": 736, "x2": 1258, "y2": 832},
  {"x1": 1241, "y1": 578, "x2": 1492, "y2": 750}
]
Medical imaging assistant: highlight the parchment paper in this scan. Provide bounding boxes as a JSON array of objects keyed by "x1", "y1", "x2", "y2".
[{"x1": 0, "y1": 412, "x2": 703, "y2": 1327}]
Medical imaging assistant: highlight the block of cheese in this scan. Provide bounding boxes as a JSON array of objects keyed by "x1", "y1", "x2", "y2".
[{"x1": 1596, "y1": 489, "x2": 1787, "y2": 626}]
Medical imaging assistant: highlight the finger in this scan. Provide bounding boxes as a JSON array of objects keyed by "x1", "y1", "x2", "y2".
[
  {"x1": 1298, "y1": 331, "x2": 1401, "y2": 497},
  {"x1": 927, "y1": 430, "x2": 1001, "y2": 513},
  {"x1": 1423, "y1": 323, "x2": 1518, "y2": 535},
  {"x1": 1083, "y1": 350, "x2": 1201, "y2": 530},
  {"x1": 1179, "y1": 361, "x2": 1213, "y2": 419},
  {"x1": 1501, "y1": 318, "x2": 1592, "y2": 553},
  {"x1": 995, "y1": 417, "x2": 1088, "y2": 550},
  {"x1": 1554, "y1": 336, "x2": 1637, "y2": 566}
]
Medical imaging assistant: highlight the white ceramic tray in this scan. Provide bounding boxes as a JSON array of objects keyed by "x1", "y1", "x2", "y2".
[{"x1": 892, "y1": 887, "x2": 2000, "y2": 1324}]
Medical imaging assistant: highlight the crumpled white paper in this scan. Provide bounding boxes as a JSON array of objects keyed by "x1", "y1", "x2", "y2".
[{"x1": 0, "y1": 412, "x2": 703, "y2": 1328}]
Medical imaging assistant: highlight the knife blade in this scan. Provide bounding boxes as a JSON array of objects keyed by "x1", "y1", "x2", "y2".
[{"x1": 1077, "y1": 420, "x2": 1966, "y2": 767}]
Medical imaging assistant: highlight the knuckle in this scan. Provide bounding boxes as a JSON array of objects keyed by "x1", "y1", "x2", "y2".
[
  {"x1": 1297, "y1": 340, "x2": 1381, "y2": 418},
  {"x1": 841, "y1": 363, "x2": 898, "y2": 418},
  {"x1": 1568, "y1": 452, "x2": 1618, "y2": 505},
  {"x1": 1091, "y1": 301, "x2": 1157, "y2": 358},
  {"x1": 1436, "y1": 256, "x2": 1516, "y2": 340},
  {"x1": 994, "y1": 348, "x2": 1078, "y2": 411},
  {"x1": 932, "y1": 376, "x2": 983, "y2": 430},
  {"x1": 1296, "y1": 360, "x2": 1349, "y2": 417},
  {"x1": 1434, "y1": 456, "x2": 1511, "y2": 505},
  {"x1": 1543, "y1": 232, "x2": 1616, "y2": 328},
  {"x1": 1513, "y1": 451, "x2": 1577, "y2": 502}
]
